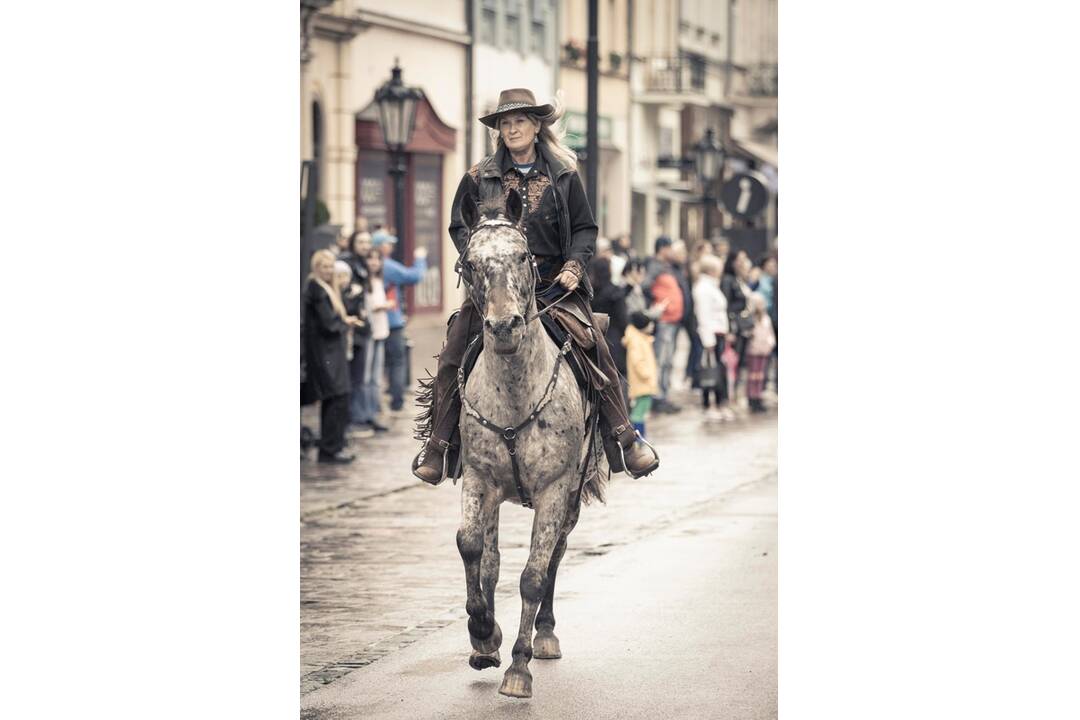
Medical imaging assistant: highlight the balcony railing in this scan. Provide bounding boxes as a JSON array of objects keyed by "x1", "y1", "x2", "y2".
[
  {"x1": 746, "y1": 62, "x2": 778, "y2": 97},
  {"x1": 641, "y1": 56, "x2": 707, "y2": 94}
]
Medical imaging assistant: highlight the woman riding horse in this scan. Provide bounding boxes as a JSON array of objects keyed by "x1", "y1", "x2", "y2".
[{"x1": 413, "y1": 88, "x2": 659, "y2": 484}]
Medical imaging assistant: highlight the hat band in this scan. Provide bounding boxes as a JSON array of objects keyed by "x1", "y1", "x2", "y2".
[{"x1": 494, "y1": 101, "x2": 535, "y2": 114}]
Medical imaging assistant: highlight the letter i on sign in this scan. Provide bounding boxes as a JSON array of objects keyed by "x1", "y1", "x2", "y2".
[{"x1": 736, "y1": 178, "x2": 753, "y2": 214}]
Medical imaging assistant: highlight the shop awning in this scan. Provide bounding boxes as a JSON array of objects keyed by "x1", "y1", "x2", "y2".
[{"x1": 729, "y1": 137, "x2": 777, "y2": 169}]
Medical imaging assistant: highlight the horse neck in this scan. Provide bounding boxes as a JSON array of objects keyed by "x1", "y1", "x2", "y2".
[{"x1": 480, "y1": 316, "x2": 555, "y2": 415}]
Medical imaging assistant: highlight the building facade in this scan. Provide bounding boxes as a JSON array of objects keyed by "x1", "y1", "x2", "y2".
[{"x1": 301, "y1": 0, "x2": 469, "y2": 314}]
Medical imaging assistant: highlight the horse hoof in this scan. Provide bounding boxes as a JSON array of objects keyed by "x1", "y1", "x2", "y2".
[
  {"x1": 533, "y1": 630, "x2": 561, "y2": 659},
  {"x1": 498, "y1": 668, "x2": 532, "y2": 698},
  {"x1": 470, "y1": 621, "x2": 502, "y2": 655},
  {"x1": 469, "y1": 650, "x2": 501, "y2": 670}
]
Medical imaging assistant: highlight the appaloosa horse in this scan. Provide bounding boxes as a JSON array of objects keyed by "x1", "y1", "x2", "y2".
[{"x1": 450, "y1": 190, "x2": 606, "y2": 699}]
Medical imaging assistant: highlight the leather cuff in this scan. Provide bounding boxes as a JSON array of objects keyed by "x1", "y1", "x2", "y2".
[{"x1": 561, "y1": 259, "x2": 585, "y2": 280}]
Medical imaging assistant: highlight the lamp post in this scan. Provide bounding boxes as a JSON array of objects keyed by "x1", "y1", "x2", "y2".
[
  {"x1": 374, "y1": 60, "x2": 421, "y2": 264},
  {"x1": 692, "y1": 127, "x2": 724, "y2": 240}
]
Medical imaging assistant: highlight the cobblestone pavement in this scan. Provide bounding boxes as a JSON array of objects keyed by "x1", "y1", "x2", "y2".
[{"x1": 300, "y1": 319, "x2": 777, "y2": 695}]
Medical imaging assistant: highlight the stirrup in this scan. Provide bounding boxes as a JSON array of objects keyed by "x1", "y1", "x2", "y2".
[
  {"x1": 617, "y1": 430, "x2": 660, "y2": 478},
  {"x1": 412, "y1": 441, "x2": 451, "y2": 486}
]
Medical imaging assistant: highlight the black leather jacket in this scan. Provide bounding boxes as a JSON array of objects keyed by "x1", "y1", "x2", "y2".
[{"x1": 449, "y1": 143, "x2": 598, "y2": 299}]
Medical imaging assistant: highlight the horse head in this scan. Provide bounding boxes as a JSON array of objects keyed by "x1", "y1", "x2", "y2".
[{"x1": 460, "y1": 190, "x2": 536, "y2": 355}]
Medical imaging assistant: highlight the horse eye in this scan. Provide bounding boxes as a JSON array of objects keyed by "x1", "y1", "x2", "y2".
[
  {"x1": 518, "y1": 253, "x2": 528, "y2": 263},
  {"x1": 466, "y1": 261, "x2": 476, "y2": 272}
]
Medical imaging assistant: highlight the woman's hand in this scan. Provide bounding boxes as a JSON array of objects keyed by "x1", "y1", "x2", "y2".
[
  {"x1": 346, "y1": 315, "x2": 365, "y2": 328},
  {"x1": 556, "y1": 269, "x2": 580, "y2": 291}
]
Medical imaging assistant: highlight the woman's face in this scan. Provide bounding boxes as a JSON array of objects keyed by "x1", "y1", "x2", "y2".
[
  {"x1": 499, "y1": 112, "x2": 539, "y2": 154},
  {"x1": 335, "y1": 271, "x2": 351, "y2": 291},
  {"x1": 365, "y1": 252, "x2": 382, "y2": 275},
  {"x1": 736, "y1": 251, "x2": 752, "y2": 277},
  {"x1": 315, "y1": 256, "x2": 334, "y2": 283}
]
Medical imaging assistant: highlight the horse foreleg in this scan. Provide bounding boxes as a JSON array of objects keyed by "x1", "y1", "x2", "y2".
[
  {"x1": 458, "y1": 480, "x2": 502, "y2": 670},
  {"x1": 533, "y1": 497, "x2": 580, "y2": 660},
  {"x1": 499, "y1": 488, "x2": 569, "y2": 699},
  {"x1": 481, "y1": 505, "x2": 501, "y2": 618}
]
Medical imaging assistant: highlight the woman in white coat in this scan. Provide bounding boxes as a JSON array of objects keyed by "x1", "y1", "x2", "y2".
[{"x1": 692, "y1": 254, "x2": 736, "y2": 421}]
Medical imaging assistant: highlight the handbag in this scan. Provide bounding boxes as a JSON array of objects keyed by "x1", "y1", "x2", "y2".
[
  {"x1": 698, "y1": 346, "x2": 722, "y2": 389},
  {"x1": 734, "y1": 308, "x2": 755, "y2": 337}
]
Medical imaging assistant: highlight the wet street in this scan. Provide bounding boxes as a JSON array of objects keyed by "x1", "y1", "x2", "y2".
[{"x1": 301, "y1": 317, "x2": 777, "y2": 717}]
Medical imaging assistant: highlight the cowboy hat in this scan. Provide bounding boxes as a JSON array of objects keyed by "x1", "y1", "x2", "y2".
[{"x1": 478, "y1": 88, "x2": 555, "y2": 128}]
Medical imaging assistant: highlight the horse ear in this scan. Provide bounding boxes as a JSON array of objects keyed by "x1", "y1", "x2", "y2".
[
  {"x1": 505, "y1": 189, "x2": 524, "y2": 226},
  {"x1": 461, "y1": 193, "x2": 480, "y2": 229}
]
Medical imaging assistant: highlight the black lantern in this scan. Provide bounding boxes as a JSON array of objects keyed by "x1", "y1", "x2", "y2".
[
  {"x1": 693, "y1": 127, "x2": 724, "y2": 185},
  {"x1": 374, "y1": 60, "x2": 421, "y2": 151},
  {"x1": 373, "y1": 60, "x2": 421, "y2": 266},
  {"x1": 692, "y1": 128, "x2": 725, "y2": 239}
]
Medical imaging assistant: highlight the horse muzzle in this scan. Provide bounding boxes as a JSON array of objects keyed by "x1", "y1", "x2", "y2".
[{"x1": 485, "y1": 315, "x2": 526, "y2": 354}]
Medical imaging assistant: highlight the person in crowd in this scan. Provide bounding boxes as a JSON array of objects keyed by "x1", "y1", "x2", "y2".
[
  {"x1": 372, "y1": 231, "x2": 427, "y2": 413},
  {"x1": 755, "y1": 253, "x2": 776, "y2": 311},
  {"x1": 623, "y1": 311, "x2": 659, "y2": 440},
  {"x1": 692, "y1": 254, "x2": 735, "y2": 422},
  {"x1": 670, "y1": 240, "x2": 700, "y2": 392},
  {"x1": 339, "y1": 250, "x2": 373, "y2": 436},
  {"x1": 721, "y1": 249, "x2": 753, "y2": 402},
  {"x1": 746, "y1": 292, "x2": 776, "y2": 413},
  {"x1": 645, "y1": 236, "x2": 684, "y2": 413},
  {"x1": 760, "y1": 253, "x2": 778, "y2": 393},
  {"x1": 333, "y1": 259, "x2": 355, "y2": 357},
  {"x1": 339, "y1": 230, "x2": 372, "y2": 288},
  {"x1": 412, "y1": 88, "x2": 658, "y2": 484},
  {"x1": 589, "y1": 256, "x2": 630, "y2": 378},
  {"x1": 623, "y1": 258, "x2": 667, "y2": 321},
  {"x1": 355, "y1": 249, "x2": 394, "y2": 432},
  {"x1": 303, "y1": 249, "x2": 365, "y2": 463},
  {"x1": 596, "y1": 236, "x2": 613, "y2": 259},
  {"x1": 610, "y1": 233, "x2": 634, "y2": 285},
  {"x1": 331, "y1": 227, "x2": 350, "y2": 257},
  {"x1": 712, "y1": 236, "x2": 731, "y2": 264}
]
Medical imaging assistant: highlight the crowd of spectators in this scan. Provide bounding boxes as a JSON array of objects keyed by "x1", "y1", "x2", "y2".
[
  {"x1": 589, "y1": 232, "x2": 778, "y2": 433},
  {"x1": 301, "y1": 224, "x2": 426, "y2": 463},
  {"x1": 302, "y1": 222, "x2": 777, "y2": 462}
]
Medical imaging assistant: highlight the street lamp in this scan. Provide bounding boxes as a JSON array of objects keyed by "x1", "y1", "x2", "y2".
[
  {"x1": 692, "y1": 128, "x2": 724, "y2": 240},
  {"x1": 374, "y1": 60, "x2": 422, "y2": 263}
]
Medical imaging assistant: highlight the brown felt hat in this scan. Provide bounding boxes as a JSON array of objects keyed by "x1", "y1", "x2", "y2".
[{"x1": 478, "y1": 88, "x2": 555, "y2": 128}]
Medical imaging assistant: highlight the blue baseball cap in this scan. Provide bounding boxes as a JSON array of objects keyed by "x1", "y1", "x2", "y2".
[{"x1": 372, "y1": 230, "x2": 398, "y2": 247}]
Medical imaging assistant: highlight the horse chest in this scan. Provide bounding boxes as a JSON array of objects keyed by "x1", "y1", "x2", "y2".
[{"x1": 459, "y1": 375, "x2": 584, "y2": 489}]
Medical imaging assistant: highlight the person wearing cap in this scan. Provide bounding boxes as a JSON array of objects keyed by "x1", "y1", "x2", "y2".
[
  {"x1": 372, "y1": 230, "x2": 428, "y2": 412},
  {"x1": 412, "y1": 88, "x2": 659, "y2": 484}
]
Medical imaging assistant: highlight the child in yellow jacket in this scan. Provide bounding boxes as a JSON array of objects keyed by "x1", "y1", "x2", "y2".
[{"x1": 622, "y1": 312, "x2": 660, "y2": 439}]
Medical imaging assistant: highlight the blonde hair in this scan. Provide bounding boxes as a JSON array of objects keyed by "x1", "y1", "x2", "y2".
[
  {"x1": 699, "y1": 254, "x2": 723, "y2": 277},
  {"x1": 308, "y1": 249, "x2": 348, "y2": 320},
  {"x1": 490, "y1": 91, "x2": 578, "y2": 171}
]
